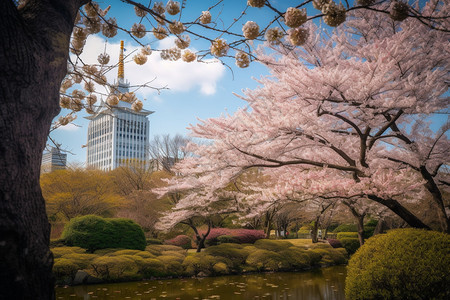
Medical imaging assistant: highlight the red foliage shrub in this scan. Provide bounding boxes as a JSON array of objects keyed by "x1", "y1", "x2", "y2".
[
  {"x1": 164, "y1": 235, "x2": 192, "y2": 249},
  {"x1": 197, "y1": 228, "x2": 265, "y2": 246},
  {"x1": 327, "y1": 238, "x2": 343, "y2": 248}
]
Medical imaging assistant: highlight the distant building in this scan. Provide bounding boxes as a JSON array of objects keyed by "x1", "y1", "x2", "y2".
[
  {"x1": 41, "y1": 147, "x2": 67, "y2": 173},
  {"x1": 85, "y1": 41, "x2": 154, "y2": 171}
]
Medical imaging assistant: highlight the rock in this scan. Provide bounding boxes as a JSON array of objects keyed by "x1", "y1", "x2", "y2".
[
  {"x1": 72, "y1": 270, "x2": 103, "y2": 285},
  {"x1": 72, "y1": 270, "x2": 89, "y2": 285}
]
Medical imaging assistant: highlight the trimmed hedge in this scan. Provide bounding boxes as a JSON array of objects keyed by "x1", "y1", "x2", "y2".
[
  {"x1": 333, "y1": 224, "x2": 357, "y2": 233},
  {"x1": 62, "y1": 215, "x2": 146, "y2": 252},
  {"x1": 339, "y1": 238, "x2": 360, "y2": 255},
  {"x1": 253, "y1": 239, "x2": 294, "y2": 252},
  {"x1": 346, "y1": 228, "x2": 450, "y2": 300},
  {"x1": 52, "y1": 238, "x2": 349, "y2": 284},
  {"x1": 337, "y1": 232, "x2": 358, "y2": 239}
]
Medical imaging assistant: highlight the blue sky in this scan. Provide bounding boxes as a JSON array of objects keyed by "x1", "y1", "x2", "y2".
[
  {"x1": 52, "y1": 0, "x2": 278, "y2": 164},
  {"x1": 50, "y1": 0, "x2": 446, "y2": 165}
]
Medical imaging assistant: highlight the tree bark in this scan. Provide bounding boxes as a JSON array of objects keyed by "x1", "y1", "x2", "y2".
[
  {"x1": 343, "y1": 201, "x2": 366, "y2": 246},
  {"x1": 419, "y1": 166, "x2": 450, "y2": 233},
  {"x1": 0, "y1": 0, "x2": 86, "y2": 298},
  {"x1": 367, "y1": 195, "x2": 431, "y2": 230},
  {"x1": 311, "y1": 218, "x2": 319, "y2": 243}
]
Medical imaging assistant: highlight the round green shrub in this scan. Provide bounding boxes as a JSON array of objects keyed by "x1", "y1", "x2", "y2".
[
  {"x1": 279, "y1": 247, "x2": 311, "y2": 269},
  {"x1": 346, "y1": 228, "x2": 450, "y2": 300},
  {"x1": 182, "y1": 253, "x2": 217, "y2": 276},
  {"x1": 213, "y1": 262, "x2": 229, "y2": 274},
  {"x1": 204, "y1": 243, "x2": 248, "y2": 271},
  {"x1": 337, "y1": 232, "x2": 358, "y2": 239},
  {"x1": 62, "y1": 215, "x2": 146, "y2": 252},
  {"x1": 253, "y1": 239, "x2": 294, "y2": 252},
  {"x1": 333, "y1": 224, "x2": 357, "y2": 233},
  {"x1": 52, "y1": 246, "x2": 86, "y2": 258},
  {"x1": 53, "y1": 258, "x2": 79, "y2": 278},
  {"x1": 310, "y1": 248, "x2": 348, "y2": 266},
  {"x1": 157, "y1": 255, "x2": 184, "y2": 275},
  {"x1": 90, "y1": 255, "x2": 139, "y2": 280},
  {"x1": 246, "y1": 249, "x2": 288, "y2": 271},
  {"x1": 340, "y1": 238, "x2": 360, "y2": 255},
  {"x1": 139, "y1": 258, "x2": 166, "y2": 277}
]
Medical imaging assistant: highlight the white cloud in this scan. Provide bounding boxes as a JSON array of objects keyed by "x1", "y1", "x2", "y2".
[
  {"x1": 56, "y1": 123, "x2": 80, "y2": 132},
  {"x1": 79, "y1": 35, "x2": 225, "y2": 99}
]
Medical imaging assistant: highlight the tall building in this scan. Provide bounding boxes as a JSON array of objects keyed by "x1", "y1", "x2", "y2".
[
  {"x1": 41, "y1": 147, "x2": 67, "y2": 173},
  {"x1": 85, "y1": 41, "x2": 154, "y2": 171}
]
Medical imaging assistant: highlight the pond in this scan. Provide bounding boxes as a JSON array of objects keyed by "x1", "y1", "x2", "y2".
[{"x1": 56, "y1": 265, "x2": 346, "y2": 299}]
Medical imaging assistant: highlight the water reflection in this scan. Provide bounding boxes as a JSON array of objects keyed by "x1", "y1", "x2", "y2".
[{"x1": 56, "y1": 265, "x2": 346, "y2": 300}]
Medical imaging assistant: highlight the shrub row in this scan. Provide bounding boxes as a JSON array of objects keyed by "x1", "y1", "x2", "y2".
[
  {"x1": 197, "y1": 228, "x2": 266, "y2": 246},
  {"x1": 53, "y1": 239, "x2": 348, "y2": 284}
]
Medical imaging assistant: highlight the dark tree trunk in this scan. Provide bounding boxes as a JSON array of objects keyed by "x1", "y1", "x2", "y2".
[
  {"x1": 367, "y1": 195, "x2": 431, "y2": 230},
  {"x1": 0, "y1": 1, "x2": 86, "y2": 298},
  {"x1": 373, "y1": 218, "x2": 387, "y2": 235},
  {"x1": 343, "y1": 201, "x2": 366, "y2": 246},
  {"x1": 185, "y1": 218, "x2": 211, "y2": 253},
  {"x1": 419, "y1": 166, "x2": 450, "y2": 233},
  {"x1": 311, "y1": 218, "x2": 319, "y2": 243}
]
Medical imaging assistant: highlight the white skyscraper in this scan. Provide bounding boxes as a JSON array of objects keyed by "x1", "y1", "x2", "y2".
[
  {"x1": 41, "y1": 146, "x2": 67, "y2": 173},
  {"x1": 86, "y1": 41, "x2": 153, "y2": 171}
]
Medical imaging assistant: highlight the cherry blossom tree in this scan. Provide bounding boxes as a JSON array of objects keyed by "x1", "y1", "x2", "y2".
[
  {"x1": 160, "y1": 1, "x2": 449, "y2": 241},
  {"x1": 0, "y1": 0, "x2": 448, "y2": 298}
]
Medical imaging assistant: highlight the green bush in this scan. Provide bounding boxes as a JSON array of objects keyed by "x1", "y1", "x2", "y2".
[
  {"x1": 107, "y1": 249, "x2": 142, "y2": 256},
  {"x1": 246, "y1": 249, "x2": 288, "y2": 271},
  {"x1": 310, "y1": 248, "x2": 348, "y2": 266},
  {"x1": 340, "y1": 238, "x2": 360, "y2": 255},
  {"x1": 337, "y1": 232, "x2": 358, "y2": 239},
  {"x1": 139, "y1": 258, "x2": 166, "y2": 278},
  {"x1": 62, "y1": 215, "x2": 146, "y2": 252},
  {"x1": 145, "y1": 244, "x2": 183, "y2": 256},
  {"x1": 213, "y1": 262, "x2": 229, "y2": 274},
  {"x1": 254, "y1": 239, "x2": 294, "y2": 252},
  {"x1": 346, "y1": 229, "x2": 450, "y2": 300},
  {"x1": 312, "y1": 242, "x2": 333, "y2": 249},
  {"x1": 182, "y1": 253, "x2": 217, "y2": 276},
  {"x1": 52, "y1": 246, "x2": 86, "y2": 258},
  {"x1": 146, "y1": 238, "x2": 163, "y2": 245},
  {"x1": 157, "y1": 255, "x2": 184, "y2": 275},
  {"x1": 333, "y1": 224, "x2": 357, "y2": 233},
  {"x1": 217, "y1": 235, "x2": 239, "y2": 244},
  {"x1": 305, "y1": 250, "x2": 322, "y2": 266},
  {"x1": 203, "y1": 243, "x2": 248, "y2": 271},
  {"x1": 161, "y1": 250, "x2": 186, "y2": 261},
  {"x1": 60, "y1": 253, "x2": 97, "y2": 269},
  {"x1": 279, "y1": 247, "x2": 311, "y2": 269},
  {"x1": 53, "y1": 258, "x2": 80, "y2": 279},
  {"x1": 91, "y1": 255, "x2": 139, "y2": 280}
]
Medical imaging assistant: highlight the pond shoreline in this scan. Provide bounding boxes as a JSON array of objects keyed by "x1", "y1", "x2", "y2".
[
  {"x1": 56, "y1": 266, "x2": 348, "y2": 300},
  {"x1": 56, "y1": 261, "x2": 347, "y2": 287}
]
